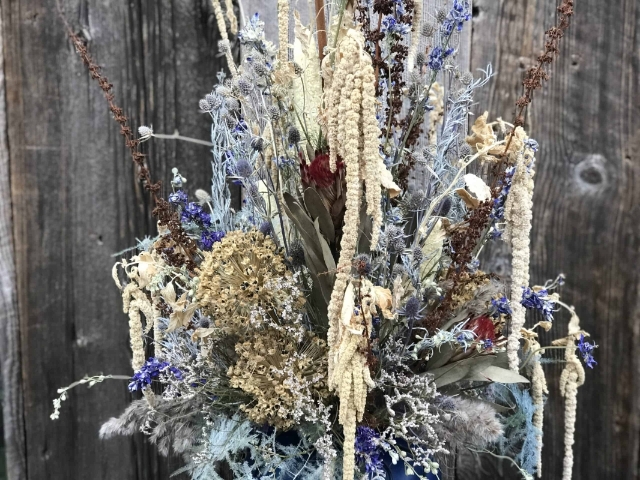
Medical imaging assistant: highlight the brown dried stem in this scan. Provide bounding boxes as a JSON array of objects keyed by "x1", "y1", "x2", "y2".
[
  {"x1": 503, "y1": 0, "x2": 575, "y2": 153},
  {"x1": 65, "y1": 28, "x2": 197, "y2": 268},
  {"x1": 315, "y1": 0, "x2": 328, "y2": 65}
]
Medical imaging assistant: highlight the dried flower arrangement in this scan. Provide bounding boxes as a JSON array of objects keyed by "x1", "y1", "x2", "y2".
[{"x1": 51, "y1": 0, "x2": 598, "y2": 479}]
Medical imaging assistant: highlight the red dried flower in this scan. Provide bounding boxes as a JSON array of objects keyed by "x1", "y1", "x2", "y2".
[
  {"x1": 301, "y1": 153, "x2": 344, "y2": 189},
  {"x1": 467, "y1": 315, "x2": 497, "y2": 343}
]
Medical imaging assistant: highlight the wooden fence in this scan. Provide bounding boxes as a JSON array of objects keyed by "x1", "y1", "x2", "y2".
[{"x1": 0, "y1": 0, "x2": 638, "y2": 479}]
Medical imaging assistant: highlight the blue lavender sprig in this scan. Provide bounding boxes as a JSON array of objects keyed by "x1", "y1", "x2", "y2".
[{"x1": 129, "y1": 357, "x2": 183, "y2": 392}]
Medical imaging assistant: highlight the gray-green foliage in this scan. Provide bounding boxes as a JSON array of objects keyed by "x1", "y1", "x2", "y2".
[
  {"x1": 175, "y1": 415, "x2": 326, "y2": 480},
  {"x1": 490, "y1": 383, "x2": 541, "y2": 476}
]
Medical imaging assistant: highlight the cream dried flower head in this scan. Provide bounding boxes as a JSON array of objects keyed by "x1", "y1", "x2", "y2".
[{"x1": 196, "y1": 230, "x2": 303, "y2": 334}]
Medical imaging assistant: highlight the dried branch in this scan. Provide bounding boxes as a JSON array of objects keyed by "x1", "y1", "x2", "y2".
[{"x1": 504, "y1": 0, "x2": 575, "y2": 153}]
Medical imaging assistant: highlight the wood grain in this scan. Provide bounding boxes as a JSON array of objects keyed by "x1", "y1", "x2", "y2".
[
  {"x1": 0, "y1": 1, "x2": 638, "y2": 479},
  {"x1": 1, "y1": 0, "x2": 224, "y2": 478},
  {"x1": 0, "y1": 1, "x2": 26, "y2": 478},
  {"x1": 463, "y1": 0, "x2": 640, "y2": 479}
]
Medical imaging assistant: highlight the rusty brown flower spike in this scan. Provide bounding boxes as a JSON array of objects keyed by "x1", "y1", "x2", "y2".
[
  {"x1": 66, "y1": 30, "x2": 198, "y2": 268},
  {"x1": 504, "y1": 0, "x2": 575, "y2": 152}
]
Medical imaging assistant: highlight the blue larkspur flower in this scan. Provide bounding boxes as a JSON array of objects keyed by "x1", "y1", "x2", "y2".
[
  {"x1": 525, "y1": 138, "x2": 539, "y2": 152},
  {"x1": 490, "y1": 295, "x2": 512, "y2": 318},
  {"x1": 181, "y1": 202, "x2": 212, "y2": 228},
  {"x1": 441, "y1": 0, "x2": 472, "y2": 35},
  {"x1": 428, "y1": 45, "x2": 455, "y2": 72},
  {"x1": 381, "y1": 16, "x2": 411, "y2": 35},
  {"x1": 355, "y1": 426, "x2": 384, "y2": 475},
  {"x1": 168, "y1": 190, "x2": 188, "y2": 205},
  {"x1": 232, "y1": 117, "x2": 249, "y2": 135},
  {"x1": 491, "y1": 165, "x2": 515, "y2": 222},
  {"x1": 428, "y1": 46, "x2": 445, "y2": 71},
  {"x1": 577, "y1": 334, "x2": 598, "y2": 369},
  {"x1": 200, "y1": 230, "x2": 225, "y2": 251},
  {"x1": 129, "y1": 357, "x2": 182, "y2": 392},
  {"x1": 521, "y1": 286, "x2": 555, "y2": 322}
]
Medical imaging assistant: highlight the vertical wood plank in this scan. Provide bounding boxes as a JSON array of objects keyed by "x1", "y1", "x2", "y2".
[
  {"x1": 464, "y1": 0, "x2": 640, "y2": 479},
  {"x1": 1, "y1": 0, "x2": 224, "y2": 477},
  {"x1": 0, "y1": 0, "x2": 27, "y2": 477}
]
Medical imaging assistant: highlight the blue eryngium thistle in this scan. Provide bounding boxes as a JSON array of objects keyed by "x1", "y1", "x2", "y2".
[
  {"x1": 577, "y1": 334, "x2": 598, "y2": 368},
  {"x1": 398, "y1": 296, "x2": 425, "y2": 322},
  {"x1": 352, "y1": 253, "x2": 373, "y2": 277},
  {"x1": 355, "y1": 426, "x2": 384, "y2": 475},
  {"x1": 234, "y1": 159, "x2": 253, "y2": 178},
  {"x1": 129, "y1": 357, "x2": 182, "y2": 392},
  {"x1": 521, "y1": 287, "x2": 555, "y2": 322}
]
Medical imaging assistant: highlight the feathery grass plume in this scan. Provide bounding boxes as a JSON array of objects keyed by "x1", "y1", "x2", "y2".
[
  {"x1": 435, "y1": 396, "x2": 504, "y2": 450},
  {"x1": 491, "y1": 383, "x2": 541, "y2": 476},
  {"x1": 64, "y1": 28, "x2": 198, "y2": 269}
]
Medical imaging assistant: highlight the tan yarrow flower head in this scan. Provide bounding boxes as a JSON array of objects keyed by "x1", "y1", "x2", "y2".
[
  {"x1": 228, "y1": 332, "x2": 329, "y2": 430},
  {"x1": 196, "y1": 230, "x2": 304, "y2": 334}
]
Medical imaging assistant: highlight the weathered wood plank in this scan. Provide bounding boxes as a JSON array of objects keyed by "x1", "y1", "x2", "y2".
[
  {"x1": 464, "y1": 0, "x2": 640, "y2": 479},
  {"x1": 0, "y1": 0, "x2": 26, "y2": 478},
  {"x1": 1, "y1": 0, "x2": 224, "y2": 478}
]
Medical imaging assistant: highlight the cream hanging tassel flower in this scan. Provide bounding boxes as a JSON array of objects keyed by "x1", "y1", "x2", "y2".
[
  {"x1": 329, "y1": 279, "x2": 389, "y2": 480},
  {"x1": 324, "y1": 29, "x2": 399, "y2": 380},
  {"x1": 406, "y1": 0, "x2": 422, "y2": 73},
  {"x1": 277, "y1": 0, "x2": 290, "y2": 64},
  {"x1": 503, "y1": 129, "x2": 535, "y2": 371},
  {"x1": 522, "y1": 326, "x2": 550, "y2": 478},
  {"x1": 553, "y1": 310, "x2": 588, "y2": 480},
  {"x1": 211, "y1": 0, "x2": 238, "y2": 78}
]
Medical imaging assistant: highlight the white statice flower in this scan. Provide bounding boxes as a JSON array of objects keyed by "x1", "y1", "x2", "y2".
[{"x1": 138, "y1": 125, "x2": 153, "y2": 140}]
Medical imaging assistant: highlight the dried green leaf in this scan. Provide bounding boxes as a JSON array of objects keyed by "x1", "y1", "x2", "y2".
[
  {"x1": 304, "y1": 188, "x2": 335, "y2": 242},
  {"x1": 466, "y1": 366, "x2": 530, "y2": 384}
]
